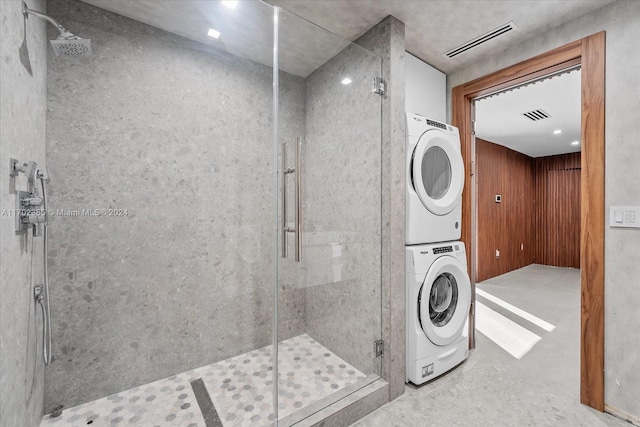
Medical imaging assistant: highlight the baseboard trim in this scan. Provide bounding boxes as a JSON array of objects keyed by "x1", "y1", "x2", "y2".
[{"x1": 605, "y1": 404, "x2": 640, "y2": 426}]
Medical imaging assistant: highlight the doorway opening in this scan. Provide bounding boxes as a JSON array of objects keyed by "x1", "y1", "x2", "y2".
[
  {"x1": 474, "y1": 68, "x2": 582, "y2": 282},
  {"x1": 470, "y1": 68, "x2": 583, "y2": 399},
  {"x1": 452, "y1": 32, "x2": 605, "y2": 410}
]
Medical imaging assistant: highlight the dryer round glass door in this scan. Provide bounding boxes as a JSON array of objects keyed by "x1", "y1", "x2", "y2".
[
  {"x1": 411, "y1": 129, "x2": 464, "y2": 215},
  {"x1": 418, "y1": 255, "x2": 471, "y2": 346}
]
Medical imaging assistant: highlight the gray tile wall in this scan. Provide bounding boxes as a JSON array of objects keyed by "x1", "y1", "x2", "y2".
[
  {"x1": 44, "y1": 0, "x2": 305, "y2": 411},
  {"x1": 355, "y1": 17, "x2": 407, "y2": 402},
  {"x1": 301, "y1": 42, "x2": 382, "y2": 376},
  {"x1": 447, "y1": 0, "x2": 640, "y2": 419},
  {"x1": 0, "y1": 1, "x2": 48, "y2": 426}
]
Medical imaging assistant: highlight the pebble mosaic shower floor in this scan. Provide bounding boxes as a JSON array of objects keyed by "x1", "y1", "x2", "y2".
[{"x1": 39, "y1": 334, "x2": 367, "y2": 427}]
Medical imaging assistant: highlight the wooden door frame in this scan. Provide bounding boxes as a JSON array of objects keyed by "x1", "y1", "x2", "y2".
[{"x1": 452, "y1": 31, "x2": 605, "y2": 410}]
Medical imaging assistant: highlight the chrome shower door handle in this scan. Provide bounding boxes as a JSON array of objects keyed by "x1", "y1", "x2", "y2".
[
  {"x1": 294, "y1": 136, "x2": 302, "y2": 262},
  {"x1": 281, "y1": 137, "x2": 302, "y2": 262},
  {"x1": 281, "y1": 141, "x2": 290, "y2": 259}
]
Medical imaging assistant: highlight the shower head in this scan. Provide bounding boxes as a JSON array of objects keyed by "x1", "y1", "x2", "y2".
[
  {"x1": 50, "y1": 36, "x2": 92, "y2": 56},
  {"x1": 22, "y1": 1, "x2": 92, "y2": 56}
]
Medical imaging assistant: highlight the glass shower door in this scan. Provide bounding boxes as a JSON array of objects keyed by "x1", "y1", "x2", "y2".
[
  {"x1": 43, "y1": 1, "x2": 282, "y2": 425},
  {"x1": 274, "y1": 7, "x2": 383, "y2": 425}
]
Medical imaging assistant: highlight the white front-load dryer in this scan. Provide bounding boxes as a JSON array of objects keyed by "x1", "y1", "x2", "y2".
[
  {"x1": 406, "y1": 113, "x2": 464, "y2": 245},
  {"x1": 406, "y1": 242, "x2": 471, "y2": 385}
]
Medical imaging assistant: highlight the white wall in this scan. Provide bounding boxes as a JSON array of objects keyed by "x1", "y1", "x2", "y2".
[
  {"x1": 405, "y1": 52, "x2": 446, "y2": 122},
  {"x1": 448, "y1": 0, "x2": 640, "y2": 420}
]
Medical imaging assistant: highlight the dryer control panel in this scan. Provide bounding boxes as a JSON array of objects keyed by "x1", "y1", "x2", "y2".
[
  {"x1": 433, "y1": 246, "x2": 454, "y2": 254},
  {"x1": 405, "y1": 113, "x2": 460, "y2": 137},
  {"x1": 409, "y1": 242, "x2": 468, "y2": 276}
]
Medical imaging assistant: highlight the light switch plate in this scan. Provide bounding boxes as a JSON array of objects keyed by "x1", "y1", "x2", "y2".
[{"x1": 609, "y1": 206, "x2": 640, "y2": 228}]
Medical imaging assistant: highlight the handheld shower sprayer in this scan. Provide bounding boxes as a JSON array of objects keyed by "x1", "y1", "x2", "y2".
[{"x1": 22, "y1": 1, "x2": 92, "y2": 56}]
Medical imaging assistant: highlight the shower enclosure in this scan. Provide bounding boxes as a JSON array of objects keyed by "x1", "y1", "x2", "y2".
[{"x1": 42, "y1": 0, "x2": 383, "y2": 425}]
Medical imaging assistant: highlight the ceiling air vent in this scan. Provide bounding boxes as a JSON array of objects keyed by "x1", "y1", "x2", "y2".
[
  {"x1": 443, "y1": 21, "x2": 518, "y2": 59},
  {"x1": 522, "y1": 109, "x2": 551, "y2": 121}
]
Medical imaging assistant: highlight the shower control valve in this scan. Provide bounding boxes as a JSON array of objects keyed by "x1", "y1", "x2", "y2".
[
  {"x1": 22, "y1": 213, "x2": 46, "y2": 224},
  {"x1": 22, "y1": 211, "x2": 45, "y2": 237},
  {"x1": 23, "y1": 197, "x2": 43, "y2": 207},
  {"x1": 16, "y1": 190, "x2": 46, "y2": 234}
]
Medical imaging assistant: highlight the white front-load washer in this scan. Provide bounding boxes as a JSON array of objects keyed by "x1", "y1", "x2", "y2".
[
  {"x1": 406, "y1": 241, "x2": 471, "y2": 385},
  {"x1": 406, "y1": 113, "x2": 464, "y2": 245}
]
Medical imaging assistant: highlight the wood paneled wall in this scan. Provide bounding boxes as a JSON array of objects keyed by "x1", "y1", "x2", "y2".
[
  {"x1": 533, "y1": 153, "x2": 581, "y2": 268},
  {"x1": 477, "y1": 140, "x2": 581, "y2": 281},
  {"x1": 476, "y1": 139, "x2": 534, "y2": 282}
]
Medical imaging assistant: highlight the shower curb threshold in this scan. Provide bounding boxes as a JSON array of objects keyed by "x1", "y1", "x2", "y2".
[{"x1": 287, "y1": 378, "x2": 389, "y2": 427}]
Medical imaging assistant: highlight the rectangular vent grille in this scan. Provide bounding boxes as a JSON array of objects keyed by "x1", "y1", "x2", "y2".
[
  {"x1": 443, "y1": 21, "x2": 518, "y2": 58},
  {"x1": 522, "y1": 109, "x2": 551, "y2": 121}
]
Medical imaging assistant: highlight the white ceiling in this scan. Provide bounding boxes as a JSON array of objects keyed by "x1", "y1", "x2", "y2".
[
  {"x1": 267, "y1": 0, "x2": 614, "y2": 74},
  {"x1": 475, "y1": 69, "x2": 581, "y2": 158},
  {"x1": 77, "y1": 0, "x2": 616, "y2": 75},
  {"x1": 79, "y1": 0, "x2": 352, "y2": 77}
]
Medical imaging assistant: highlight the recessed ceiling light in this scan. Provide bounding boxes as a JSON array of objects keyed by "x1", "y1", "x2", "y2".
[
  {"x1": 571, "y1": 141, "x2": 580, "y2": 145},
  {"x1": 207, "y1": 28, "x2": 221, "y2": 39},
  {"x1": 341, "y1": 78, "x2": 352, "y2": 85},
  {"x1": 553, "y1": 129, "x2": 562, "y2": 134},
  {"x1": 222, "y1": 1, "x2": 238, "y2": 9}
]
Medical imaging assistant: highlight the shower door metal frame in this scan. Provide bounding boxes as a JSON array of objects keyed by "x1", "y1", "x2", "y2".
[{"x1": 271, "y1": 7, "x2": 281, "y2": 424}]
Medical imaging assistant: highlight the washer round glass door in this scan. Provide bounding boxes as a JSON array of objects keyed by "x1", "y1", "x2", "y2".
[
  {"x1": 411, "y1": 129, "x2": 464, "y2": 215},
  {"x1": 418, "y1": 255, "x2": 471, "y2": 346}
]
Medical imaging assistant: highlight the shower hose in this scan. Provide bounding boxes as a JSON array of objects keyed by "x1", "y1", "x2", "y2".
[{"x1": 38, "y1": 171, "x2": 52, "y2": 366}]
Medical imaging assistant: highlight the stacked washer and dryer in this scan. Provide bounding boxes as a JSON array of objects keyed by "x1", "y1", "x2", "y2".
[{"x1": 405, "y1": 113, "x2": 472, "y2": 385}]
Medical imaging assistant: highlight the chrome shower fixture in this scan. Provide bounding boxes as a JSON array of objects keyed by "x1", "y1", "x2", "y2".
[
  {"x1": 10, "y1": 158, "x2": 45, "y2": 234},
  {"x1": 10, "y1": 158, "x2": 38, "y2": 185},
  {"x1": 22, "y1": 1, "x2": 92, "y2": 56},
  {"x1": 10, "y1": 158, "x2": 53, "y2": 365}
]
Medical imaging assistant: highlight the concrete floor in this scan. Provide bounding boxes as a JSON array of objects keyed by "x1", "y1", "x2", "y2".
[{"x1": 353, "y1": 264, "x2": 631, "y2": 427}]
